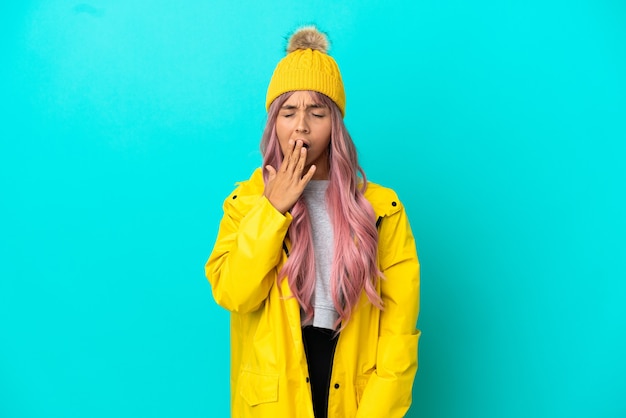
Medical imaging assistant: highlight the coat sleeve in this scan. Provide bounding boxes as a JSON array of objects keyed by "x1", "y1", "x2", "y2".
[
  {"x1": 205, "y1": 191, "x2": 292, "y2": 314},
  {"x1": 356, "y1": 201, "x2": 420, "y2": 417}
]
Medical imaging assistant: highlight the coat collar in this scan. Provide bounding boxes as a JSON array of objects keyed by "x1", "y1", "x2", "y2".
[{"x1": 227, "y1": 167, "x2": 402, "y2": 221}]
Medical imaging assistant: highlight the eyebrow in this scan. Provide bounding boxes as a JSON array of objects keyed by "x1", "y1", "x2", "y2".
[{"x1": 280, "y1": 103, "x2": 327, "y2": 110}]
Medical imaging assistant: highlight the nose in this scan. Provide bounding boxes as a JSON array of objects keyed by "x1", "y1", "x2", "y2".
[{"x1": 295, "y1": 114, "x2": 309, "y2": 133}]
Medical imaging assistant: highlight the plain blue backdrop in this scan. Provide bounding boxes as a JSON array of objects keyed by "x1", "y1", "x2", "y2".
[{"x1": 1, "y1": 1, "x2": 625, "y2": 417}]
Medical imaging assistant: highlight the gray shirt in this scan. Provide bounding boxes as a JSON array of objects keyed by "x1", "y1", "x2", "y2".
[{"x1": 301, "y1": 180, "x2": 339, "y2": 330}]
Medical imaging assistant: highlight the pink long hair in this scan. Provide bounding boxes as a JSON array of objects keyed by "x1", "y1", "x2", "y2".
[{"x1": 260, "y1": 91, "x2": 383, "y2": 329}]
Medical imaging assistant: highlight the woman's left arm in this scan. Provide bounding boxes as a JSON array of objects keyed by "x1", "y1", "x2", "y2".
[{"x1": 356, "y1": 200, "x2": 421, "y2": 417}]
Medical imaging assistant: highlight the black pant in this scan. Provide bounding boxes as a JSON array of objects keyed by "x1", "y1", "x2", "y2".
[{"x1": 302, "y1": 326, "x2": 339, "y2": 418}]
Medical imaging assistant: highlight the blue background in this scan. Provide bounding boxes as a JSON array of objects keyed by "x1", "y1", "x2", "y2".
[{"x1": 1, "y1": 1, "x2": 625, "y2": 417}]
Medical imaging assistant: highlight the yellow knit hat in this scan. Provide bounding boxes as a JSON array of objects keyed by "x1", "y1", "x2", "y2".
[{"x1": 266, "y1": 26, "x2": 346, "y2": 116}]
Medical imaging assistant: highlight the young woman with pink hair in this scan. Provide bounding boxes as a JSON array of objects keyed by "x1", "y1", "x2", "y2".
[{"x1": 205, "y1": 26, "x2": 420, "y2": 418}]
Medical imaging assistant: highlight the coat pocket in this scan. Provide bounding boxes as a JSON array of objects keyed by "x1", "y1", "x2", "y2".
[
  {"x1": 239, "y1": 370, "x2": 279, "y2": 406},
  {"x1": 355, "y1": 373, "x2": 372, "y2": 406}
]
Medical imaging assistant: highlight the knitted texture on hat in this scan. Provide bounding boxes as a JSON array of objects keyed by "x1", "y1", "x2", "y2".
[{"x1": 266, "y1": 26, "x2": 346, "y2": 116}]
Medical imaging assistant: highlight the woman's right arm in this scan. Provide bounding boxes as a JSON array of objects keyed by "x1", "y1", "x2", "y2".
[
  {"x1": 205, "y1": 194, "x2": 292, "y2": 313},
  {"x1": 207, "y1": 140, "x2": 314, "y2": 313}
]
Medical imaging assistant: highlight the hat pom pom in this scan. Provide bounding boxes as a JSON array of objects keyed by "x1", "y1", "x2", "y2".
[{"x1": 287, "y1": 26, "x2": 329, "y2": 54}]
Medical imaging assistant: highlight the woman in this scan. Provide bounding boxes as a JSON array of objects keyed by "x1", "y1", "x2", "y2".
[{"x1": 205, "y1": 26, "x2": 420, "y2": 418}]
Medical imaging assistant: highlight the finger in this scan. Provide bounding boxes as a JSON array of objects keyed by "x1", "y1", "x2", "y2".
[
  {"x1": 265, "y1": 165, "x2": 277, "y2": 180},
  {"x1": 288, "y1": 140, "x2": 304, "y2": 172},
  {"x1": 300, "y1": 164, "x2": 317, "y2": 184},
  {"x1": 279, "y1": 140, "x2": 295, "y2": 172},
  {"x1": 295, "y1": 145, "x2": 307, "y2": 174}
]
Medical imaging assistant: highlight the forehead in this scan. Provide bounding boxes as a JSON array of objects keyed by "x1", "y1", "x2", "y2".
[{"x1": 283, "y1": 91, "x2": 323, "y2": 107}]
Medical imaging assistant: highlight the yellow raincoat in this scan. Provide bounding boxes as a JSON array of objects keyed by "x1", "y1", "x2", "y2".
[{"x1": 205, "y1": 168, "x2": 420, "y2": 417}]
